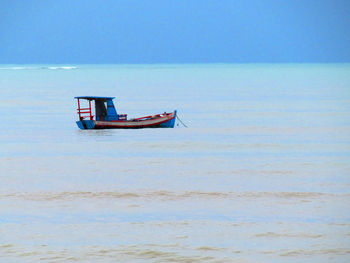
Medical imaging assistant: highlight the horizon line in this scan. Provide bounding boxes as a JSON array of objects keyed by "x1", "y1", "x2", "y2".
[{"x1": 1, "y1": 62, "x2": 350, "y2": 65}]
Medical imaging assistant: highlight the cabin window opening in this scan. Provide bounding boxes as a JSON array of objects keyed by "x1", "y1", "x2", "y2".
[{"x1": 95, "y1": 99, "x2": 107, "y2": 121}]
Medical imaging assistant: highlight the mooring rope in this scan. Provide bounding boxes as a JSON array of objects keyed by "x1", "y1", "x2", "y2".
[{"x1": 176, "y1": 115, "x2": 188, "y2": 128}]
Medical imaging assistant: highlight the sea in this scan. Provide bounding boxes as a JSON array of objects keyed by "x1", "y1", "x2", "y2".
[{"x1": 0, "y1": 64, "x2": 349, "y2": 263}]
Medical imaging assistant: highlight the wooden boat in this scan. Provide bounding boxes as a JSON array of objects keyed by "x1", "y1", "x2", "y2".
[{"x1": 75, "y1": 96, "x2": 176, "y2": 129}]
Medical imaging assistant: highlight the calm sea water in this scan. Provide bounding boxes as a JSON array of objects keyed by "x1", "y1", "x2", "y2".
[{"x1": 0, "y1": 64, "x2": 350, "y2": 262}]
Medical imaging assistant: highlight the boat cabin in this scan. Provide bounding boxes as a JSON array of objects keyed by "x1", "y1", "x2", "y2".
[{"x1": 75, "y1": 96, "x2": 127, "y2": 121}]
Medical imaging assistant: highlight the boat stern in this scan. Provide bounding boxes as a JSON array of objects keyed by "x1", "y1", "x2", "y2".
[{"x1": 76, "y1": 120, "x2": 95, "y2": 130}]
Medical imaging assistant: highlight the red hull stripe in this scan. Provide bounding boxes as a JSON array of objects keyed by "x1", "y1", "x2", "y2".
[{"x1": 94, "y1": 112, "x2": 175, "y2": 128}]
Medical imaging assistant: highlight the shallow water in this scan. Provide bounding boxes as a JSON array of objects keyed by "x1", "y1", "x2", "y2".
[{"x1": 0, "y1": 64, "x2": 350, "y2": 262}]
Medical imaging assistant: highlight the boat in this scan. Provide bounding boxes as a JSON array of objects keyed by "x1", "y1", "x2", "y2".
[{"x1": 75, "y1": 96, "x2": 177, "y2": 129}]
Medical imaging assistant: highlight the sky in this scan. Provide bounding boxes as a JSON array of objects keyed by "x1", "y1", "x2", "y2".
[{"x1": 0, "y1": 0, "x2": 349, "y2": 64}]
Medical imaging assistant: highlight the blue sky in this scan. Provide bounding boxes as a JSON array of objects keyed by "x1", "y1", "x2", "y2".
[{"x1": 0, "y1": 0, "x2": 349, "y2": 63}]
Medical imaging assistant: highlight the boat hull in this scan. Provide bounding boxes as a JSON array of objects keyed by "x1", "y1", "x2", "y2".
[{"x1": 76, "y1": 110, "x2": 176, "y2": 130}]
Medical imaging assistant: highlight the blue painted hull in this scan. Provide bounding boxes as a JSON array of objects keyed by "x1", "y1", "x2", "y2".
[
  {"x1": 76, "y1": 120, "x2": 95, "y2": 129},
  {"x1": 159, "y1": 110, "x2": 177, "y2": 128}
]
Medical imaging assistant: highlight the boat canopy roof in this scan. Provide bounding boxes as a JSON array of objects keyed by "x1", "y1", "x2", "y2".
[{"x1": 75, "y1": 96, "x2": 115, "y2": 101}]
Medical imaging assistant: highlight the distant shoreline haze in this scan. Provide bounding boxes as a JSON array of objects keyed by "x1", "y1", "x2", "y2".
[{"x1": 0, "y1": 0, "x2": 349, "y2": 63}]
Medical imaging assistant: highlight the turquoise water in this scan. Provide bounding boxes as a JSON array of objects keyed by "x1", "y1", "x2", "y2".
[{"x1": 0, "y1": 64, "x2": 350, "y2": 262}]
